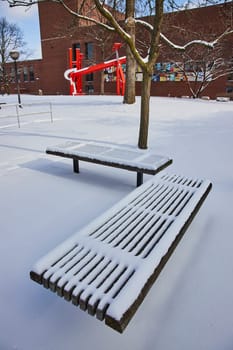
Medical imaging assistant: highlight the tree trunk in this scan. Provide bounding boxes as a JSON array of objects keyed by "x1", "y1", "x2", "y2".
[
  {"x1": 138, "y1": 70, "x2": 152, "y2": 149},
  {"x1": 124, "y1": 0, "x2": 136, "y2": 104},
  {"x1": 124, "y1": 45, "x2": 136, "y2": 104},
  {"x1": 100, "y1": 70, "x2": 105, "y2": 95}
]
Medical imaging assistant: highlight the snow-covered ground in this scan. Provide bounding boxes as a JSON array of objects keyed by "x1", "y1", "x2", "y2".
[{"x1": 0, "y1": 94, "x2": 232, "y2": 350}]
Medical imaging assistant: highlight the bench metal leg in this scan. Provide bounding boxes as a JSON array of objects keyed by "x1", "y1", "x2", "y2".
[
  {"x1": 73, "y1": 159, "x2": 79, "y2": 173},
  {"x1": 137, "y1": 172, "x2": 143, "y2": 187}
]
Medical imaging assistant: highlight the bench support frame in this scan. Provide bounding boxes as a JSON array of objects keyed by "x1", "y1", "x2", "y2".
[
  {"x1": 73, "y1": 159, "x2": 79, "y2": 173},
  {"x1": 136, "y1": 172, "x2": 143, "y2": 186}
]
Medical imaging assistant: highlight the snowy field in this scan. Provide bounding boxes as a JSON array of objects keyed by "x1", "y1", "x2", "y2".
[{"x1": 0, "y1": 94, "x2": 232, "y2": 350}]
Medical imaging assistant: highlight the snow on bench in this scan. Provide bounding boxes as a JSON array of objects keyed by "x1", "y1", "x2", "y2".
[
  {"x1": 30, "y1": 173, "x2": 212, "y2": 333},
  {"x1": 46, "y1": 141, "x2": 172, "y2": 186}
]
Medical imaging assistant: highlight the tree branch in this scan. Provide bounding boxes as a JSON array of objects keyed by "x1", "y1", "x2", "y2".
[
  {"x1": 93, "y1": 0, "x2": 147, "y2": 69},
  {"x1": 160, "y1": 28, "x2": 233, "y2": 50},
  {"x1": 60, "y1": 0, "x2": 115, "y2": 31},
  {"x1": 136, "y1": 18, "x2": 233, "y2": 51}
]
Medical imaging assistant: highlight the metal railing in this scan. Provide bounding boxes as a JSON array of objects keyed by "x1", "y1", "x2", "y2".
[{"x1": 0, "y1": 102, "x2": 53, "y2": 128}]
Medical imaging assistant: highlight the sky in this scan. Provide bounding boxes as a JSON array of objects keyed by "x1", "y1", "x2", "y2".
[{"x1": 0, "y1": 0, "x2": 42, "y2": 59}]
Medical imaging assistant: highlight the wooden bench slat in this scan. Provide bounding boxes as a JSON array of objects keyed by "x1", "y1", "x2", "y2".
[{"x1": 30, "y1": 173, "x2": 212, "y2": 333}]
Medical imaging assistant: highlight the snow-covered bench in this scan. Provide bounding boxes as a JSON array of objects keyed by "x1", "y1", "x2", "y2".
[
  {"x1": 46, "y1": 141, "x2": 172, "y2": 186},
  {"x1": 30, "y1": 172, "x2": 212, "y2": 333},
  {"x1": 216, "y1": 96, "x2": 230, "y2": 102}
]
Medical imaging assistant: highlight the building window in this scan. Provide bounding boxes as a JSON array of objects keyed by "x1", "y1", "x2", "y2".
[
  {"x1": 29, "y1": 66, "x2": 35, "y2": 81},
  {"x1": 85, "y1": 85, "x2": 94, "y2": 94},
  {"x1": 10, "y1": 66, "x2": 20, "y2": 82},
  {"x1": 18, "y1": 66, "x2": 21, "y2": 82},
  {"x1": 23, "y1": 67, "x2": 28, "y2": 82},
  {"x1": 10, "y1": 67, "x2": 15, "y2": 82},
  {"x1": 85, "y1": 42, "x2": 93, "y2": 60},
  {"x1": 72, "y1": 43, "x2": 80, "y2": 61},
  {"x1": 86, "y1": 73, "x2": 93, "y2": 82}
]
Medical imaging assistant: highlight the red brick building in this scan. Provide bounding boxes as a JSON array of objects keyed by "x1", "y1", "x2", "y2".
[{"x1": 5, "y1": 1, "x2": 233, "y2": 99}]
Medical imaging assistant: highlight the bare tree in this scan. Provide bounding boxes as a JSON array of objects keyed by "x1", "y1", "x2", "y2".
[
  {"x1": 3, "y1": 0, "x2": 233, "y2": 148},
  {"x1": 158, "y1": 4, "x2": 233, "y2": 98},
  {"x1": 173, "y1": 44, "x2": 233, "y2": 98},
  {"x1": 0, "y1": 16, "x2": 26, "y2": 94}
]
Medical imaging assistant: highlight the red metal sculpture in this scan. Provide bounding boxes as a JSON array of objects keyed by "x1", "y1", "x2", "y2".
[{"x1": 64, "y1": 43, "x2": 126, "y2": 96}]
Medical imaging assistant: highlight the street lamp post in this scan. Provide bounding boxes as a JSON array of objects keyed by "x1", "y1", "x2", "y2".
[{"x1": 10, "y1": 50, "x2": 22, "y2": 107}]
